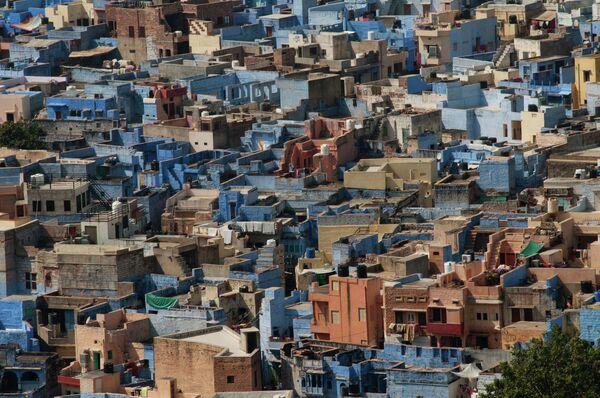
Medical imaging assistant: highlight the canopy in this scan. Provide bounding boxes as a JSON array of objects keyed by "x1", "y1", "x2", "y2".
[
  {"x1": 452, "y1": 363, "x2": 481, "y2": 380},
  {"x1": 519, "y1": 241, "x2": 544, "y2": 258},
  {"x1": 146, "y1": 293, "x2": 178, "y2": 309},
  {"x1": 11, "y1": 14, "x2": 43, "y2": 32}
]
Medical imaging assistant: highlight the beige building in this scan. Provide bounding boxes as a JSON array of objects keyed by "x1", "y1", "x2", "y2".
[
  {"x1": 45, "y1": 0, "x2": 95, "y2": 29},
  {"x1": 26, "y1": 179, "x2": 92, "y2": 219},
  {"x1": 36, "y1": 243, "x2": 149, "y2": 296},
  {"x1": 344, "y1": 158, "x2": 437, "y2": 191},
  {"x1": 188, "y1": 20, "x2": 221, "y2": 54},
  {"x1": 0, "y1": 92, "x2": 38, "y2": 122}
]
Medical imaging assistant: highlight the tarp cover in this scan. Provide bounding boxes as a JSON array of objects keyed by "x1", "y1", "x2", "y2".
[
  {"x1": 519, "y1": 241, "x2": 544, "y2": 257},
  {"x1": 452, "y1": 363, "x2": 481, "y2": 379},
  {"x1": 146, "y1": 293, "x2": 178, "y2": 309}
]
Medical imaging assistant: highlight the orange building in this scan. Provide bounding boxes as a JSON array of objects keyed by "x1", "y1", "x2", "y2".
[{"x1": 309, "y1": 266, "x2": 384, "y2": 346}]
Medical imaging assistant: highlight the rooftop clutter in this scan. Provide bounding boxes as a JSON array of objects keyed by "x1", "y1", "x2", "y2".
[{"x1": 0, "y1": 0, "x2": 600, "y2": 397}]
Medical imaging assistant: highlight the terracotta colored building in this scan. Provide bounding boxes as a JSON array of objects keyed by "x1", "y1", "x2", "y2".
[
  {"x1": 153, "y1": 326, "x2": 262, "y2": 397},
  {"x1": 278, "y1": 116, "x2": 358, "y2": 182},
  {"x1": 309, "y1": 267, "x2": 384, "y2": 346}
]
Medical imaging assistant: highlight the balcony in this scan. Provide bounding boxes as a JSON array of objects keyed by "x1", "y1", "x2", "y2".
[{"x1": 427, "y1": 322, "x2": 463, "y2": 336}]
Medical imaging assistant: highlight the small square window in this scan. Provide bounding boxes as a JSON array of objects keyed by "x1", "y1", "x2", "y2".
[
  {"x1": 25, "y1": 272, "x2": 37, "y2": 290},
  {"x1": 358, "y1": 308, "x2": 367, "y2": 322},
  {"x1": 331, "y1": 311, "x2": 340, "y2": 324},
  {"x1": 64, "y1": 200, "x2": 71, "y2": 212},
  {"x1": 227, "y1": 376, "x2": 235, "y2": 384},
  {"x1": 108, "y1": 350, "x2": 113, "y2": 360},
  {"x1": 46, "y1": 200, "x2": 55, "y2": 212}
]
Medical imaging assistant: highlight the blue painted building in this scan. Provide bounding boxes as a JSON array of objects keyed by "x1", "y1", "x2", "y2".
[{"x1": 0, "y1": 297, "x2": 38, "y2": 351}]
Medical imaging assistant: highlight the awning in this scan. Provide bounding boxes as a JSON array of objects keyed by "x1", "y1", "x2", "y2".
[
  {"x1": 519, "y1": 241, "x2": 544, "y2": 257},
  {"x1": 11, "y1": 14, "x2": 43, "y2": 32},
  {"x1": 146, "y1": 293, "x2": 177, "y2": 309},
  {"x1": 452, "y1": 363, "x2": 481, "y2": 379},
  {"x1": 69, "y1": 46, "x2": 116, "y2": 58},
  {"x1": 533, "y1": 11, "x2": 556, "y2": 22}
]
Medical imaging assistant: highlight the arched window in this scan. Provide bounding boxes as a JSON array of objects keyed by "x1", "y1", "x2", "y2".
[{"x1": 1, "y1": 371, "x2": 19, "y2": 392}]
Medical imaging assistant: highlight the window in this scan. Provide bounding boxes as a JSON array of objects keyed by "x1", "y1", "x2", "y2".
[
  {"x1": 46, "y1": 200, "x2": 55, "y2": 212},
  {"x1": 331, "y1": 310, "x2": 340, "y2": 324},
  {"x1": 584, "y1": 70, "x2": 592, "y2": 82},
  {"x1": 25, "y1": 272, "x2": 37, "y2": 290},
  {"x1": 107, "y1": 350, "x2": 113, "y2": 360},
  {"x1": 62, "y1": 200, "x2": 71, "y2": 212},
  {"x1": 331, "y1": 281, "x2": 339, "y2": 291},
  {"x1": 138, "y1": 27, "x2": 145, "y2": 37},
  {"x1": 483, "y1": 312, "x2": 488, "y2": 320},
  {"x1": 128, "y1": 26, "x2": 135, "y2": 37},
  {"x1": 358, "y1": 308, "x2": 367, "y2": 322},
  {"x1": 227, "y1": 376, "x2": 235, "y2": 384},
  {"x1": 32, "y1": 200, "x2": 42, "y2": 212},
  {"x1": 476, "y1": 312, "x2": 482, "y2": 320},
  {"x1": 431, "y1": 308, "x2": 446, "y2": 322}
]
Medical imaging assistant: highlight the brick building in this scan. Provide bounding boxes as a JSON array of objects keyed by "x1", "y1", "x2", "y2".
[
  {"x1": 153, "y1": 326, "x2": 262, "y2": 396},
  {"x1": 105, "y1": 1, "x2": 189, "y2": 64}
]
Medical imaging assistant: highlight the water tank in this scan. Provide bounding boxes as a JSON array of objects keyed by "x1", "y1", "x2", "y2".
[
  {"x1": 356, "y1": 264, "x2": 367, "y2": 278},
  {"x1": 201, "y1": 111, "x2": 210, "y2": 117},
  {"x1": 320, "y1": 144, "x2": 330, "y2": 156},
  {"x1": 232, "y1": 60, "x2": 240, "y2": 68},
  {"x1": 66, "y1": 85, "x2": 77, "y2": 91},
  {"x1": 548, "y1": 198, "x2": 558, "y2": 214},
  {"x1": 581, "y1": 280, "x2": 594, "y2": 294},
  {"x1": 112, "y1": 200, "x2": 123, "y2": 211},
  {"x1": 104, "y1": 363, "x2": 114, "y2": 374},
  {"x1": 30, "y1": 173, "x2": 45, "y2": 187},
  {"x1": 175, "y1": 30, "x2": 183, "y2": 37},
  {"x1": 266, "y1": 239, "x2": 277, "y2": 246},
  {"x1": 444, "y1": 261, "x2": 455, "y2": 274},
  {"x1": 367, "y1": 31, "x2": 377, "y2": 40},
  {"x1": 356, "y1": 53, "x2": 365, "y2": 59},
  {"x1": 341, "y1": 76, "x2": 355, "y2": 96},
  {"x1": 345, "y1": 119, "x2": 356, "y2": 130},
  {"x1": 337, "y1": 264, "x2": 349, "y2": 277},
  {"x1": 305, "y1": 247, "x2": 316, "y2": 258},
  {"x1": 275, "y1": 108, "x2": 283, "y2": 114}
]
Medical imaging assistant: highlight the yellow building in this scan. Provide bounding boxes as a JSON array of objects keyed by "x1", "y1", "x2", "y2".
[
  {"x1": 45, "y1": 0, "x2": 95, "y2": 29},
  {"x1": 189, "y1": 20, "x2": 221, "y2": 55},
  {"x1": 344, "y1": 157, "x2": 437, "y2": 191},
  {"x1": 574, "y1": 53, "x2": 600, "y2": 109}
]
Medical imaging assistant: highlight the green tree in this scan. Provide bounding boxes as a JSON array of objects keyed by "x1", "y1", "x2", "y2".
[
  {"x1": 481, "y1": 327, "x2": 600, "y2": 398},
  {"x1": 0, "y1": 121, "x2": 47, "y2": 150}
]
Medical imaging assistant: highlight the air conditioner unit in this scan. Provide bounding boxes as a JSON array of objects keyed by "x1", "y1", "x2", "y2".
[{"x1": 462, "y1": 254, "x2": 473, "y2": 263}]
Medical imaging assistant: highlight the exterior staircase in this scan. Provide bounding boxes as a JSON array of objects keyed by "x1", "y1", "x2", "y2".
[{"x1": 493, "y1": 43, "x2": 514, "y2": 68}]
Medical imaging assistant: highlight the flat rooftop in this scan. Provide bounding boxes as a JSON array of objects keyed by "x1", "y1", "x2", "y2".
[{"x1": 175, "y1": 326, "x2": 254, "y2": 356}]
